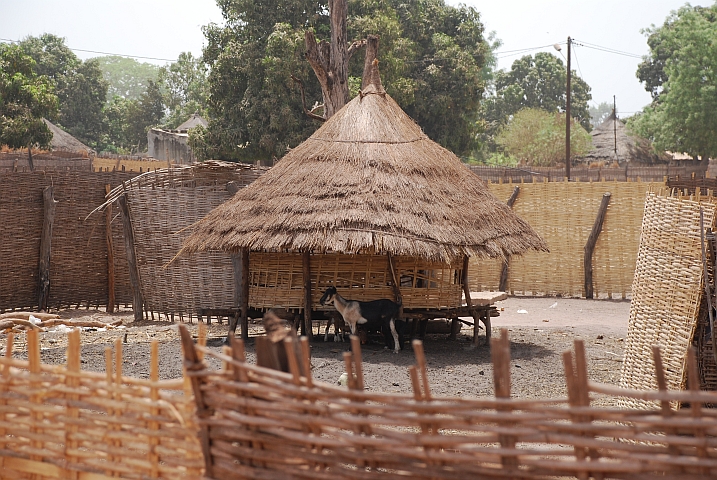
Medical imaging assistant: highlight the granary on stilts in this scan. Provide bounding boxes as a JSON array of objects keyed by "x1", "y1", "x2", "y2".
[{"x1": 179, "y1": 63, "x2": 548, "y2": 343}]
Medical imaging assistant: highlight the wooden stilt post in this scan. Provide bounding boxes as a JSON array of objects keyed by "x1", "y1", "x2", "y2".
[
  {"x1": 499, "y1": 186, "x2": 521, "y2": 292},
  {"x1": 302, "y1": 251, "x2": 313, "y2": 342},
  {"x1": 584, "y1": 192, "x2": 611, "y2": 299},
  {"x1": 463, "y1": 256, "x2": 489, "y2": 346},
  {"x1": 38, "y1": 186, "x2": 57, "y2": 311},
  {"x1": 118, "y1": 193, "x2": 144, "y2": 322},
  {"x1": 105, "y1": 185, "x2": 115, "y2": 313},
  {"x1": 386, "y1": 253, "x2": 403, "y2": 313},
  {"x1": 238, "y1": 248, "x2": 250, "y2": 340}
]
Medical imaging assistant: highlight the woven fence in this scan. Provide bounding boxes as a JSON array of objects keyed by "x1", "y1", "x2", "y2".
[
  {"x1": 619, "y1": 192, "x2": 717, "y2": 409},
  {"x1": 0, "y1": 152, "x2": 92, "y2": 172},
  {"x1": 469, "y1": 180, "x2": 663, "y2": 298},
  {"x1": 0, "y1": 329, "x2": 203, "y2": 479},
  {"x1": 181, "y1": 327, "x2": 717, "y2": 480},
  {"x1": 92, "y1": 156, "x2": 171, "y2": 173},
  {"x1": 0, "y1": 170, "x2": 137, "y2": 312},
  {"x1": 112, "y1": 162, "x2": 267, "y2": 319},
  {"x1": 469, "y1": 163, "x2": 707, "y2": 183}
]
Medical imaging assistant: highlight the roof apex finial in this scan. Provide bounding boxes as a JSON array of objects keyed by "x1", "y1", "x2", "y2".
[{"x1": 370, "y1": 58, "x2": 384, "y2": 92}]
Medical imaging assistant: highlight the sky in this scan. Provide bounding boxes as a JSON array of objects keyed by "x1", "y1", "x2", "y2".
[{"x1": 1, "y1": 0, "x2": 713, "y2": 116}]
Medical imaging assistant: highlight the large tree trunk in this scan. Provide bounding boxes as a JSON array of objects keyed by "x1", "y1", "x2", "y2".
[{"x1": 305, "y1": 0, "x2": 368, "y2": 119}]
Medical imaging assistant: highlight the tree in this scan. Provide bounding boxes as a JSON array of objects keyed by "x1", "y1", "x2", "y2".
[
  {"x1": 158, "y1": 52, "x2": 209, "y2": 129},
  {"x1": 589, "y1": 101, "x2": 614, "y2": 127},
  {"x1": 94, "y1": 56, "x2": 160, "y2": 101},
  {"x1": 484, "y1": 52, "x2": 592, "y2": 130},
  {"x1": 0, "y1": 44, "x2": 59, "y2": 169},
  {"x1": 18, "y1": 34, "x2": 108, "y2": 149},
  {"x1": 197, "y1": 0, "x2": 488, "y2": 162},
  {"x1": 631, "y1": 4, "x2": 717, "y2": 159},
  {"x1": 495, "y1": 108, "x2": 591, "y2": 167}
]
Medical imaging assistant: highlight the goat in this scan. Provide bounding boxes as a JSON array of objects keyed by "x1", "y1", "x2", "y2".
[
  {"x1": 319, "y1": 287, "x2": 403, "y2": 353},
  {"x1": 324, "y1": 314, "x2": 348, "y2": 342}
]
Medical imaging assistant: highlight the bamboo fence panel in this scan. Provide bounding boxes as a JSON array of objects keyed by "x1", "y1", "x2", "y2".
[
  {"x1": 0, "y1": 171, "x2": 136, "y2": 312},
  {"x1": 619, "y1": 192, "x2": 717, "y2": 409},
  {"x1": 182, "y1": 327, "x2": 717, "y2": 480},
  {"x1": 249, "y1": 253, "x2": 463, "y2": 311},
  {"x1": 0, "y1": 331, "x2": 203, "y2": 479},
  {"x1": 469, "y1": 180, "x2": 662, "y2": 297}
]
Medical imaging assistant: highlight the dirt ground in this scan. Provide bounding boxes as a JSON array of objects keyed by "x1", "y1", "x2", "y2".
[{"x1": 1, "y1": 296, "x2": 630, "y2": 401}]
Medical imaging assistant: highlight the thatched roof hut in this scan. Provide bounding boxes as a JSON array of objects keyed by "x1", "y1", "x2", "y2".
[
  {"x1": 44, "y1": 119, "x2": 92, "y2": 154},
  {"x1": 181, "y1": 77, "x2": 547, "y2": 264},
  {"x1": 579, "y1": 113, "x2": 669, "y2": 165}
]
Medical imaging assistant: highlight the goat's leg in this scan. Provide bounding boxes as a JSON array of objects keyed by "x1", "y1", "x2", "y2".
[
  {"x1": 324, "y1": 317, "x2": 333, "y2": 342},
  {"x1": 389, "y1": 319, "x2": 400, "y2": 354}
]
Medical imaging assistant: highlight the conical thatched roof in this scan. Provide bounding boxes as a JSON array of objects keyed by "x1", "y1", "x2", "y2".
[
  {"x1": 180, "y1": 78, "x2": 548, "y2": 263},
  {"x1": 579, "y1": 113, "x2": 669, "y2": 165},
  {"x1": 43, "y1": 119, "x2": 92, "y2": 154}
]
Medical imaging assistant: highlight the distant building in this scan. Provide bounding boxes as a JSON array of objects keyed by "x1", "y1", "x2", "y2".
[
  {"x1": 43, "y1": 119, "x2": 93, "y2": 155},
  {"x1": 578, "y1": 113, "x2": 670, "y2": 165},
  {"x1": 147, "y1": 113, "x2": 207, "y2": 165}
]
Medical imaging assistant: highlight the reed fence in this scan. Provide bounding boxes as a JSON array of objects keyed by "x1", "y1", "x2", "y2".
[
  {"x1": 92, "y1": 156, "x2": 171, "y2": 173},
  {"x1": 0, "y1": 329, "x2": 203, "y2": 479},
  {"x1": 469, "y1": 180, "x2": 663, "y2": 298},
  {"x1": 180, "y1": 326, "x2": 717, "y2": 480},
  {"x1": 620, "y1": 192, "x2": 717, "y2": 408},
  {"x1": 0, "y1": 170, "x2": 137, "y2": 312},
  {"x1": 469, "y1": 163, "x2": 707, "y2": 183}
]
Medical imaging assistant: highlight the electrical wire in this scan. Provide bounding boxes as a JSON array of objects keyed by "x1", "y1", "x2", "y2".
[
  {"x1": 571, "y1": 39, "x2": 643, "y2": 59},
  {"x1": 0, "y1": 37, "x2": 175, "y2": 62}
]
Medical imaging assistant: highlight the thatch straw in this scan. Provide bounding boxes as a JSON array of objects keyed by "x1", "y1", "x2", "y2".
[
  {"x1": 579, "y1": 113, "x2": 670, "y2": 165},
  {"x1": 180, "y1": 74, "x2": 548, "y2": 263}
]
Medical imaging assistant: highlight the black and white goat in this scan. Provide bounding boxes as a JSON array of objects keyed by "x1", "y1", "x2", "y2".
[{"x1": 319, "y1": 287, "x2": 403, "y2": 353}]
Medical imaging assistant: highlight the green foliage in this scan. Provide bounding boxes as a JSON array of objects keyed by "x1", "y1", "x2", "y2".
[
  {"x1": 495, "y1": 108, "x2": 591, "y2": 166},
  {"x1": 102, "y1": 80, "x2": 165, "y2": 153},
  {"x1": 631, "y1": 4, "x2": 717, "y2": 159},
  {"x1": 94, "y1": 56, "x2": 160, "y2": 101},
  {"x1": 198, "y1": 0, "x2": 488, "y2": 162},
  {"x1": 589, "y1": 101, "x2": 614, "y2": 126},
  {"x1": 0, "y1": 44, "x2": 58, "y2": 152},
  {"x1": 18, "y1": 34, "x2": 108, "y2": 149},
  {"x1": 158, "y1": 52, "x2": 209, "y2": 129}
]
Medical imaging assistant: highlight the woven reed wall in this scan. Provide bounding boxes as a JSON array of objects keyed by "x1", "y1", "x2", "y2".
[
  {"x1": 0, "y1": 331, "x2": 202, "y2": 479},
  {"x1": 469, "y1": 163, "x2": 706, "y2": 183},
  {"x1": 93, "y1": 156, "x2": 171, "y2": 173},
  {"x1": 249, "y1": 253, "x2": 463, "y2": 310},
  {"x1": 469, "y1": 180, "x2": 663, "y2": 297},
  {"x1": 619, "y1": 192, "x2": 717, "y2": 408},
  {"x1": 0, "y1": 152, "x2": 92, "y2": 172},
  {"x1": 0, "y1": 171, "x2": 136, "y2": 312},
  {"x1": 124, "y1": 164, "x2": 266, "y2": 317}
]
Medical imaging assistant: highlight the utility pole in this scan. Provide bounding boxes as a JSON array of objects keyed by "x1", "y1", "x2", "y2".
[
  {"x1": 613, "y1": 95, "x2": 617, "y2": 158},
  {"x1": 565, "y1": 36, "x2": 572, "y2": 181}
]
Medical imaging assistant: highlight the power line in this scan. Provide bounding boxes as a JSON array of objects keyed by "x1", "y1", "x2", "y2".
[
  {"x1": 571, "y1": 39, "x2": 643, "y2": 59},
  {"x1": 0, "y1": 37, "x2": 176, "y2": 62}
]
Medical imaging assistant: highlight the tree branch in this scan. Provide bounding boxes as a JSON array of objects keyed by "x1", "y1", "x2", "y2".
[
  {"x1": 347, "y1": 39, "x2": 366, "y2": 61},
  {"x1": 291, "y1": 75, "x2": 326, "y2": 122},
  {"x1": 304, "y1": 30, "x2": 329, "y2": 86}
]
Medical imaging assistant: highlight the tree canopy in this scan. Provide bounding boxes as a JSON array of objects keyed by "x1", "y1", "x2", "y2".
[
  {"x1": 495, "y1": 108, "x2": 592, "y2": 167},
  {"x1": 0, "y1": 44, "x2": 58, "y2": 165},
  {"x1": 94, "y1": 56, "x2": 160, "y2": 101},
  {"x1": 196, "y1": 0, "x2": 489, "y2": 162},
  {"x1": 18, "y1": 34, "x2": 107, "y2": 149},
  {"x1": 631, "y1": 4, "x2": 717, "y2": 159}
]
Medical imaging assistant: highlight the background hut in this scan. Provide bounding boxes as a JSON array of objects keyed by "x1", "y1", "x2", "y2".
[
  {"x1": 180, "y1": 66, "x2": 547, "y2": 340},
  {"x1": 578, "y1": 113, "x2": 670, "y2": 165}
]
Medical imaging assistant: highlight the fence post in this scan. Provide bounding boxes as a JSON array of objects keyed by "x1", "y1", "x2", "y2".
[
  {"x1": 499, "y1": 186, "x2": 521, "y2": 292},
  {"x1": 104, "y1": 185, "x2": 115, "y2": 313},
  {"x1": 584, "y1": 193, "x2": 611, "y2": 299},
  {"x1": 38, "y1": 186, "x2": 57, "y2": 311},
  {"x1": 118, "y1": 193, "x2": 144, "y2": 321}
]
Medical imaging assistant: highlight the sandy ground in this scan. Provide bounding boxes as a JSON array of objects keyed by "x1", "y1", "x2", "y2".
[{"x1": 1, "y1": 297, "x2": 631, "y2": 401}]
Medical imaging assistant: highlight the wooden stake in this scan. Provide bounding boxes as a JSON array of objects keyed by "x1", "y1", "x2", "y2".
[
  {"x1": 38, "y1": 186, "x2": 57, "y2": 311},
  {"x1": 499, "y1": 186, "x2": 520, "y2": 292},
  {"x1": 584, "y1": 192, "x2": 611, "y2": 298},
  {"x1": 302, "y1": 251, "x2": 313, "y2": 341},
  {"x1": 118, "y1": 194, "x2": 143, "y2": 322},
  {"x1": 105, "y1": 185, "x2": 115, "y2": 313}
]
